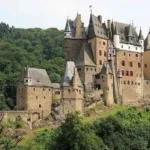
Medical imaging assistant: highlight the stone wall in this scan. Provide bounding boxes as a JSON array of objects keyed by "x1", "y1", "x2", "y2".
[
  {"x1": 62, "y1": 87, "x2": 84, "y2": 114},
  {"x1": 116, "y1": 50, "x2": 143, "y2": 104},
  {"x1": 64, "y1": 38, "x2": 83, "y2": 61},
  {"x1": 26, "y1": 86, "x2": 52, "y2": 118},
  {"x1": 0, "y1": 111, "x2": 28, "y2": 123},
  {"x1": 144, "y1": 51, "x2": 150, "y2": 79}
]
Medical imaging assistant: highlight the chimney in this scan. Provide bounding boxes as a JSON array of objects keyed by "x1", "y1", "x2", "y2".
[
  {"x1": 98, "y1": 15, "x2": 102, "y2": 24},
  {"x1": 107, "y1": 20, "x2": 111, "y2": 29}
]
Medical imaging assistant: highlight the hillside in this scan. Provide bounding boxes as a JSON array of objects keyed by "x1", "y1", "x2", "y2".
[
  {"x1": 10, "y1": 106, "x2": 150, "y2": 150},
  {"x1": 0, "y1": 22, "x2": 65, "y2": 110}
]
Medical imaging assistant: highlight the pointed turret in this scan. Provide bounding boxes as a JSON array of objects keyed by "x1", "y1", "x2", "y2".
[
  {"x1": 139, "y1": 27, "x2": 144, "y2": 40},
  {"x1": 64, "y1": 17, "x2": 72, "y2": 38}
]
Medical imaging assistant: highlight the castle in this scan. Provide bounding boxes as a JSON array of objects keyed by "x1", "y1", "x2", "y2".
[{"x1": 1, "y1": 12, "x2": 150, "y2": 127}]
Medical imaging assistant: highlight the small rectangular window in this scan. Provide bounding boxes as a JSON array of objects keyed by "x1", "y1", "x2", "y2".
[
  {"x1": 130, "y1": 71, "x2": 133, "y2": 76},
  {"x1": 126, "y1": 71, "x2": 129, "y2": 76},
  {"x1": 145, "y1": 64, "x2": 147, "y2": 68},
  {"x1": 138, "y1": 62, "x2": 141, "y2": 68},
  {"x1": 55, "y1": 91, "x2": 60, "y2": 95},
  {"x1": 129, "y1": 62, "x2": 133, "y2": 67},
  {"x1": 99, "y1": 50, "x2": 102, "y2": 56},
  {"x1": 99, "y1": 60, "x2": 102, "y2": 65},
  {"x1": 122, "y1": 61, "x2": 125, "y2": 66}
]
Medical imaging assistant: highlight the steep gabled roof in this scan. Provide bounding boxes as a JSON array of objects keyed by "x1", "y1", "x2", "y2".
[
  {"x1": 88, "y1": 14, "x2": 108, "y2": 39},
  {"x1": 24, "y1": 67, "x2": 52, "y2": 87},
  {"x1": 60, "y1": 61, "x2": 83, "y2": 87},
  {"x1": 101, "y1": 62, "x2": 113, "y2": 75},
  {"x1": 113, "y1": 22, "x2": 140, "y2": 46},
  {"x1": 75, "y1": 42, "x2": 96, "y2": 67}
]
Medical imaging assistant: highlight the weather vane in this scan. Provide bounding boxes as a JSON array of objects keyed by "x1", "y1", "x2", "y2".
[{"x1": 89, "y1": 5, "x2": 92, "y2": 14}]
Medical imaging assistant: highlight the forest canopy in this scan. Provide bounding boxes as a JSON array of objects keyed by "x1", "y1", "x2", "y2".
[{"x1": 0, "y1": 22, "x2": 65, "y2": 110}]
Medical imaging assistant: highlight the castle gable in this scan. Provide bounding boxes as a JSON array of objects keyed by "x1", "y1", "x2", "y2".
[
  {"x1": 75, "y1": 42, "x2": 96, "y2": 67},
  {"x1": 24, "y1": 67, "x2": 52, "y2": 87},
  {"x1": 61, "y1": 61, "x2": 83, "y2": 87},
  {"x1": 88, "y1": 14, "x2": 108, "y2": 39}
]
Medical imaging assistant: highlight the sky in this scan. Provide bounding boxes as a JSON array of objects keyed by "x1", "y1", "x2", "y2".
[{"x1": 0, "y1": 0, "x2": 149, "y2": 37}]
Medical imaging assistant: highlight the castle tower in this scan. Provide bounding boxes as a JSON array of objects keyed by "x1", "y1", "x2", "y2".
[
  {"x1": 100, "y1": 62, "x2": 114, "y2": 106},
  {"x1": 17, "y1": 67, "x2": 52, "y2": 119},
  {"x1": 87, "y1": 14, "x2": 108, "y2": 72},
  {"x1": 113, "y1": 22, "x2": 143, "y2": 104},
  {"x1": 61, "y1": 61, "x2": 84, "y2": 114},
  {"x1": 64, "y1": 14, "x2": 85, "y2": 61},
  {"x1": 144, "y1": 30, "x2": 150, "y2": 80},
  {"x1": 75, "y1": 42, "x2": 96, "y2": 91}
]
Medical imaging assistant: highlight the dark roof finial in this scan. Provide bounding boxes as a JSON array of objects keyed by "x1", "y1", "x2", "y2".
[{"x1": 89, "y1": 5, "x2": 92, "y2": 14}]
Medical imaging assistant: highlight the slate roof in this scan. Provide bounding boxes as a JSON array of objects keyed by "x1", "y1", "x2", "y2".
[
  {"x1": 24, "y1": 67, "x2": 52, "y2": 87},
  {"x1": 64, "y1": 14, "x2": 86, "y2": 39},
  {"x1": 75, "y1": 42, "x2": 96, "y2": 67},
  {"x1": 64, "y1": 18, "x2": 71, "y2": 33},
  {"x1": 138, "y1": 28, "x2": 144, "y2": 40},
  {"x1": 113, "y1": 22, "x2": 141, "y2": 46},
  {"x1": 88, "y1": 14, "x2": 108, "y2": 39},
  {"x1": 101, "y1": 62, "x2": 113, "y2": 75},
  {"x1": 60, "y1": 61, "x2": 83, "y2": 87}
]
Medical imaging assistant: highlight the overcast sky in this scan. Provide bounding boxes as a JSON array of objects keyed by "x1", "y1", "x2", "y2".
[{"x1": 0, "y1": 0, "x2": 149, "y2": 37}]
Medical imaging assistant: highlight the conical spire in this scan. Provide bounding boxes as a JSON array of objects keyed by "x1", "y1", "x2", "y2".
[
  {"x1": 128, "y1": 25, "x2": 133, "y2": 37},
  {"x1": 139, "y1": 27, "x2": 144, "y2": 40},
  {"x1": 64, "y1": 17, "x2": 71, "y2": 32}
]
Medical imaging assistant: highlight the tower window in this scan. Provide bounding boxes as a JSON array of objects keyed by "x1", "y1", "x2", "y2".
[
  {"x1": 99, "y1": 50, "x2": 102, "y2": 56},
  {"x1": 99, "y1": 60, "x2": 102, "y2": 65},
  {"x1": 122, "y1": 70, "x2": 124, "y2": 76},
  {"x1": 39, "y1": 105, "x2": 41, "y2": 108},
  {"x1": 130, "y1": 71, "x2": 133, "y2": 76},
  {"x1": 138, "y1": 62, "x2": 141, "y2": 68},
  {"x1": 122, "y1": 61, "x2": 125, "y2": 66},
  {"x1": 129, "y1": 62, "x2": 133, "y2": 67},
  {"x1": 145, "y1": 64, "x2": 147, "y2": 68},
  {"x1": 55, "y1": 91, "x2": 60, "y2": 95}
]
